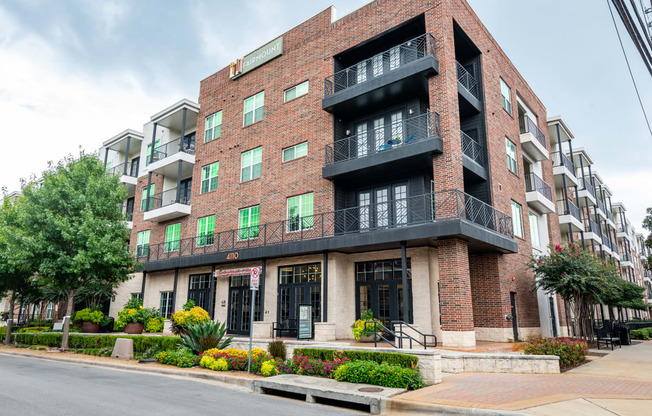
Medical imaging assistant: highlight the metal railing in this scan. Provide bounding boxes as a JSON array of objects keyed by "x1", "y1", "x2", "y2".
[
  {"x1": 137, "y1": 189, "x2": 513, "y2": 262},
  {"x1": 606, "y1": 209, "x2": 615, "y2": 224},
  {"x1": 147, "y1": 187, "x2": 191, "y2": 211},
  {"x1": 120, "y1": 204, "x2": 134, "y2": 222},
  {"x1": 109, "y1": 161, "x2": 138, "y2": 177},
  {"x1": 152, "y1": 136, "x2": 195, "y2": 162},
  {"x1": 456, "y1": 61, "x2": 479, "y2": 99},
  {"x1": 551, "y1": 151, "x2": 574, "y2": 172},
  {"x1": 586, "y1": 218, "x2": 600, "y2": 235},
  {"x1": 519, "y1": 115, "x2": 547, "y2": 150},
  {"x1": 556, "y1": 199, "x2": 580, "y2": 220},
  {"x1": 601, "y1": 233, "x2": 611, "y2": 248},
  {"x1": 582, "y1": 178, "x2": 596, "y2": 198},
  {"x1": 622, "y1": 251, "x2": 632, "y2": 262},
  {"x1": 524, "y1": 173, "x2": 553, "y2": 202},
  {"x1": 461, "y1": 131, "x2": 485, "y2": 166},
  {"x1": 596, "y1": 198, "x2": 606, "y2": 214},
  {"x1": 392, "y1": 321, "x2": 437, "y2": 349},
  {"x1": 324, "y1": 111, "x2": 440, "y2": 165},
  {"x1": 324, "y1": 33, "x2": 436, "y2": 96},
  {"x1": 611, "y1": 240, "x2": 619, "y2": 254}
]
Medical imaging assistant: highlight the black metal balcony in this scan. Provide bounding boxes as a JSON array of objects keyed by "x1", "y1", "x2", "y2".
[
  {"x1": 323, "y1": 111, "x2": 442, "y2": 179},
  {"x1": 586, "y1": 218, "x2": 600, "y2": 235},
  {"x1": 138, "y1": 189, "x2": 515, "y2": 269},
  {"x1": 456, "y1": 61, "x2": 479, "y2": 100},
  {"x1": 152, "y1": 135, "x2": 195, "y2": 162},
  {"x1": 525, "y1": 173, "x2": 553, "y2": 202},
  {"x1": 601, "y1": 233, "x2": 611, "y2": 248},
  {"x1": 596, "y1": 198, "x2": 606, "y2": 214},
  {"x1": 461, "y1": 131, "x2": 484, "y2": 166},
  {"x1": 581, "y1": 178, "x2": 597, "y2": 199},
  {"x1": 109, "y1": 161, "x2": 138, "y2": 177},
  {"x1": 519, "y1": 115, "x2": 547, "y2": 150},
  {"x1": 556, "y1": 199, "x2": 581, "y2": 220},
  {"x1": 606, "y1": 209, "x2": 615, "y2": 224},
  {"x1": 323, "y1": 33, "x2": 438, "y2": 114},
  {"x1": 147, "y1": 187, "x2": 191, "y2": 211},
  {"x1": 551, "y1": 151, "x2": 574, "y2": 172}
]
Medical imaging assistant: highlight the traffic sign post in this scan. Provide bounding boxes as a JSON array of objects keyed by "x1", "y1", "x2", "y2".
[{"x1": 247, "y1": 267, "x2": 261, "y2": 373}]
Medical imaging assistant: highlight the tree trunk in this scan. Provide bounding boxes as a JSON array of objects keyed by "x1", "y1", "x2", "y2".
[
  {"x1": 4, "y1": 290, "x2": 15, "y2": 345},
  {"x1": 61, "y1": 290, "x2": 75, "y2": 349}
]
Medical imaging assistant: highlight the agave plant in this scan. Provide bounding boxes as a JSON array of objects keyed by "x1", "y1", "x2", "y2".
[{"x1": 180, "y1": 320, "x2": 233, "y2": 354}]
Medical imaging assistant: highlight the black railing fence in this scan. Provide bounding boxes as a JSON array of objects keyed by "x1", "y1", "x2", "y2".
[
  {"x1": 586, "y1": 218, "x2": 600, "y2": 235},
  {"x1": 519, "y1": 115, "x2": 547, "y2": 150},
  {"x1": 551, "y1": 151, "x2": 574, "y2": 172},
  {"x1": 525, "y1": 173, "x2": 553, "y2": 202},
  {"x1": 456, "y1": 61, "x2": 479, "y2": 99},
  {"x1": 324, "y1": 33, "x2": 436, "y2": 96},
  {"x1": 582, "y1": 178, "x2": 596, "y2": 198},
  {"x1": 556, "y1": 199, "x2": 580, "y2": 220},
  {"x1": 138, "y1": 189, "x2": 513, "y2": 262},
  {"x1": 152, "y1": 136, "x2": 195, "y2": 162},
  {"x1": 109, "y1": 161, "x2": 138, "y2": 177},
  {"x1": 461, "y1": 131, "x2": 484, "y2": 166},
  {"x1": 324, "y1": 111, "x2": 440, "y2": 165},
  {"x1": 148, "y1": 187, "x2": 191, "y2": 211}
]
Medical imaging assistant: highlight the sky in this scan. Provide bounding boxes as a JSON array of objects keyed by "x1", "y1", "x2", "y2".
[{"x1": 0, "y1": 0, "x2": 650, "y2": 232}]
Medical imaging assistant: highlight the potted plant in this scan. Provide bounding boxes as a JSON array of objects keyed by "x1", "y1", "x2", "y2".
[
  {"x1": 115, "y1": 299, "x2": 157, "y2": 334},
  {"x1": 351, "y1": 309, "x2": 383, "y2": 342},
  {"x1": 74, "y1": 308, "x2": 104, "y2": 333}
]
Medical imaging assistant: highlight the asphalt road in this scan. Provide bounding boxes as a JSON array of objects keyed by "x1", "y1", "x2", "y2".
[{"x1": 0, "y1": 354, "x2": 362, "y2": 416}]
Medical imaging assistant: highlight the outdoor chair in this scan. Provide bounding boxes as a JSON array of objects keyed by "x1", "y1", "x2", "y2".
[
  {"x1": 594, "y1": 326, "x2": 621, "y2": 350},
  {"x1": 272, "y1": 318, "x2": 297, "y2": 338}
]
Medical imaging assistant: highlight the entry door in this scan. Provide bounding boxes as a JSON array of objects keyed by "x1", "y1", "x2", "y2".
[
  {"x1": 188, "y1": 274, "x2": 214, "y2": 316},
  {"x1": 277, "y1": 264, "x2": 322, "y2": 337},
  {"x1": 130, "y1": 157, "x2": 140, "y2": 176},
  {"x1": 125, "y1": 197, "x2": 135, "y2": 221},
  {"x1": 178, "y1": 178, "x2": 192, "y2": 203},
  {"x1": 358, "y1": 281, "x2": 412, "y2": 327},
  {"x1": 358, "y1": 184, "x2": 408, "y2": 230},
  {"x1": 510, "y1": 292, "x2": 519, "y2": 341},
  {"x1": 227, "y1": 275, "x2": 261, "y2": 335}
]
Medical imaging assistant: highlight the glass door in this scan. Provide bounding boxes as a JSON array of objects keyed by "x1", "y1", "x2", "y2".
[
  {"x1": 277, "y1": 264, "x2": 322, "y2": 337},
  {"x1": 227, "y1": 274, "x2": 261, "y2": 335}
]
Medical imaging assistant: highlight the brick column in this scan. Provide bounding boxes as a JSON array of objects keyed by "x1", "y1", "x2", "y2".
[{"x1": 438, "y1": 239, "x2": 475, "y2": 347}]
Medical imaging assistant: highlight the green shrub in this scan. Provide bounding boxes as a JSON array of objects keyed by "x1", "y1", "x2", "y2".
[
  {"x1": 333, "y1": 361, "x2": 424, "y2": 390},
  {"x1": 268, "y1": 340, "x2": 287, "y2": 360},
  {"x1": 524, "y1": 337, "x2": 587, "y2": 368},
  {"x1": 155, "y1": 349, "x2": 196, "y2": 368},
  {"x1": 293, "y1": 348, "x2": 418, "y2": 369},
  {"x1": 145, "y1": 317, "x2": 165, "y2": 333},
  {"x1": 18, "y1": 327, "x2": 51, "y2": 333},
  {"x1": 13, "y1": 333, "x2": 182, "y2": 353},
  {"x1": 74, "y1": 308, "x2": 104, "y2": 324},
  {"x1": 351, "y1": 309, "x2": 382, "y2": 340},
  {"x1": 631, "y1": 329, "x2": 650, "y2": 340},
  {"x1": 180, "y1": 320, "x2": 232, "y2": 354}
]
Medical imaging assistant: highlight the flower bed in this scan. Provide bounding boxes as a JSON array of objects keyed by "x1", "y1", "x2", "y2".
[
  {"x1": 293, "y1": 348, "x2": 418, "y2": 369},
  {"x1": 524, "y1": 337, "x2": 588, "y2": 368},
  {"x1": 13, "y1": 333, "x2": 182, "y2": 353}
]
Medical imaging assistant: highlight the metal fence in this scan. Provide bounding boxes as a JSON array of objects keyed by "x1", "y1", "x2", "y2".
[
  {"x1": 556, "y1": 198, "x2": 580, "y2": 220},
  {"x1": 324, "y1": 111, "x2": 440, "y2": 165},
  {"x1": 582, "y1": 178, "x2": 596, "y2": 198},
  {"x1": 109, "y1": 161, "x2": 138, "y2": 177},
  {"x1": 519, "y1": 115, "x2": 547, "y2": 150},
  {"x1": 324, "y1": 33, "x2": 436, "y2": 96},
  {"x1": 138, "y1": 189, "x2": 513, "y2": 263},
  {"x1": 551, "y1": 151, "x2": 574, "y2": 172},
  {"x1": 456, "y1": 61, "x2": 479, "y2": 99},
  {"x1": 524, "y1": 173, "x2": 552, "y2": 202},
  {"x1": 461, "y1": 131, "x2": 484, "y2": 166},
  {"x1": 586, "y1": 218, "x2": 600, "y2": 235},
  {"x1": 147, "y1": 187, "x2": 191, "y2": 211},
  {"x1": 152, "y1": 136, "x2": 195, "y2": 162}
]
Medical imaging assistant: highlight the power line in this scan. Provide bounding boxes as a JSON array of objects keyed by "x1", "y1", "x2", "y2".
[{"x1": 607, "y1": 0, "x2": 652, "y2": 137}]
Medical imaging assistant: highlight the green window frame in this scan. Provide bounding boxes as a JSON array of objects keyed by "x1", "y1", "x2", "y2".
[
  {"x1": 197, "y1": 215, "x2": 215, "y2": 247},
  {"x1": 205, "y1": 111, "x2": 222, "y2": 142},
  {"x1": 241, "y1": 147, "x2": 262, "y2": 182},
  {"x1": 141, "y1": 184, "x2": 155, "y2": 211},
  {"x1": 164, "y1": 223, "x2": 181, "y2": 252},
  {"x1": 160, "y1": 291, "x2": 174, "y2": 318},
  {"x1": 136, "y1": 230, "x2": 150, "y2": 257},
  {"x1": 511, "y1": 201, "x2": 523, "y2": 239},
  {"x1": 201, "y1": 162, "x2": 219, "y2": 194},
  {"x1": 146, "y1": 140, "x2": 161, "y2": 166},
  {"x1": 282, "y1": 142, "x2": 308, "y2": 162},
  {"x1": 243, "y1": 91, "x2": 264, "y2": 126},
  {"x1": 500, "y1": 78, "x2": 512, "y2": 115},
  {"x1": 287, "y1": 193, "x2": 314, "y2": 232},
  {"x1": 105, "y1": 161, "x2": 112, "y2": 174},
  {"x1": 239, "y1": 206, "x2": 260, "y2": 240},
  {"x1": 529, "y1": 211, "x2": 540, "y2": 248},
  {"x1": 284, "y1": 81, "x2": 309, "y2": 102},
  {"x1": 505, "y1": 138, "x2": 518, "y2": 174}
]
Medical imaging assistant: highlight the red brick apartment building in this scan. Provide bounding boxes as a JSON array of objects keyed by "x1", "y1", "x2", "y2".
[{"x1": 100, "y1": 0, "x2": 605, "y2": 347}]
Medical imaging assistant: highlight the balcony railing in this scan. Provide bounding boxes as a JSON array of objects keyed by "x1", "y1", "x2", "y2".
[
  {"x1": 581, "y1": 178, "x2": 596, "y2": 198},
  {"x1": 611, "y1": 240, "x2": 619, "y2": 253},
  {"x1": 586, "y1": 218, "x2": 600, "y2": 235},
  {"x1": 109, "y1": 161, "x2": 138, "y2": 177},
  {"x1": 606, "y1": 209, "x2": 615, "y2": 223},
  {"x1": 556, "y1": 199, "x2": 580, "y2": 220},
  {"x1": 622, "y1": 251, "x2": 632, "y2": 262},
  {"x1": 147, "y1": 187, "x2": 191, "y2": 211},
  {"x1": 324, "y1": 33, "x2": 436, "y2": 96},
  {"x1": 119, "y1": 204, "x2": 134, "y2": 222},
  {"x1": 324, "y1": 111, "x2": 440, "y2": 165},
  {"x1": 596, "y1": 198, "x2": 606, "y2": 214},
  {"x1": 525, "y1": 173, "x2": 553, "y2": 202},
  {"x1": 137, "y1": 189, "x2": 513, "y2": 262},
  {"x1": 601, "y1": 233, "x2": 611, "y2": 248},
  {"x1": 519, "y1": 115, "x2": 547, "y2": 150},
  {"x1": 551, "y1": 151, "x2": 574, "y2": 172},
  {"x1": 461, "y1": 131, "x2": 485, "y2": 166},
  {"x1": 456, "y1": 61, "x2": 479, "y2": 100},
  {"x1": 152, "y1": 135, "x2": 195, "y2": 162}
]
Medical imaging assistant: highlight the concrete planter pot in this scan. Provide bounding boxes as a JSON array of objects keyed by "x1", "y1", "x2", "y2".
[
  {"x1": 124, "y1": 322, "x2": 144, "y2": 334},
  {"x1": 357, "y1": 334, "x2": 377, "y2": 343},
  {"x1": 81, "y1": 321, "x2": 100, "y2": 333}
]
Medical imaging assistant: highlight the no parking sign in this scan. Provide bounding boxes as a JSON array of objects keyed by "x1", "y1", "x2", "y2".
[{"x1": 250, "y1": 267, "x2": 260, "y2": 290}]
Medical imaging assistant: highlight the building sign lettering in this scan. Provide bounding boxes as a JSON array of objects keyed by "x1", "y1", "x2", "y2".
[{"x1": 230, "y1": 37, "x2": 283, "y2": 79}]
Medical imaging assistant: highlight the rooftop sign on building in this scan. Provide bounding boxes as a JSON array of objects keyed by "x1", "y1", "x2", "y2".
[{"x1": 230, "y1": 37, "x2": 283, "y2": 79}]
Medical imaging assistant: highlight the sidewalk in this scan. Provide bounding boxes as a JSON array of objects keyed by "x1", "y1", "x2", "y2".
[{"x1": 389, "y1": 340, "x2": 652, "y2": 415}]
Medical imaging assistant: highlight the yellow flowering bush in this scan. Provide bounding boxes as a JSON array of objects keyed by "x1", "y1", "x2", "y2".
[
  {"x1": 170, "y1": 307, "x2": 210, "y2": 334},
  {"x1": 203, "y1": 347, "x2": 267, "y2": 359},
  {"x1": 199, "y1": 355, "x2": 215, "y2": 369},
  {"x1": 261, "y1": 359, "x2": 279, "y2": 377},
  {"x1": 211, "y1": 358, "x2": 228, "y2": 371}
]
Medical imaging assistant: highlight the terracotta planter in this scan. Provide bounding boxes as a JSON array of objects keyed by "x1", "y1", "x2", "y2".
[
  {"x1": 124, "y1": 322, "x2": 144, "y2": 334},
  {"x1": 81, "y1": 321, "x2": 100, "y2": 333}
]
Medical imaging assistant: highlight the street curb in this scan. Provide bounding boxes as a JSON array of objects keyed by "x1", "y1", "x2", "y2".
[
  {"x1": 0, "y1": 350, "x2": 254, "y2": 390},
  {"x1": 385, "y1": 398, "x2": 528, "y2": 415}
]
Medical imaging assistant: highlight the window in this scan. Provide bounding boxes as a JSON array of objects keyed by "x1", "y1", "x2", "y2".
[
  {"x1": 282, "y1": 142, "x2": 307, "y2": 162},
  {"x1": 243, "y1": 91, "x2": 264, "y2": 126},
  {"x1": 141, "y1": 184, "x2": 155, "y2": 211},
  {"x1": 287, "y1": 193, "x2": 314, "y2": 232},
  {"x1": 284, "y1": 81, "x2": 309, "y2": 102},
  {"x1": 500, "y1": 78, "x2": 512, "y2": 114},
  {"x1": 46, "y1": 302, "x2": 54, "y2": 320},
  {"x1": 356, "y1": 61, "x2": 367, "y2": 83},
  {"x1": 205, "y1": 111, "x2": 222, "y2": 142},
  {"x1": 505, "y1": 138, "x2": 518, "y2": 174},
  {"x1": 241, "y1": 147, "x2": 262, "y2": 182},
  {"x1": 136, "y1": 230, "x2": 150, "y2": 257},
  {"x1": 511, "y1": 201, "x2": 523, "y2": 238},
  {"x1": 164, "y1": 223, "x2": 181, "y2": 252},
  {"x1": 146, "y1": 140, "x2": 161, "y2": 166},
  {"x1": 160, "y1": 292, "x2": 173, "y2": 318},
  {"x1": 131, "y1": 293, "x2": 142, "y2": 300},
  {"x1": 239, "y1": 206, "x2": 260, "y2": 240},
  {"x1": 201, "y1": 162, "x2": 219, "y2": 193},
  {"x1": 105, "y1": 161, "x2": 112, "y2": 174},
  {"x1": 197, "y1": 215, "x2": 215, "y2": 247},
  {"x1": 529, "y1": 212, "x2": 540, "y2": 248}
]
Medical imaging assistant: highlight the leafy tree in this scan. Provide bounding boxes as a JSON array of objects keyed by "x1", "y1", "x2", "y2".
[
  {"x1": 0, "y1": 196, "x2": 34, "y2": 344},
  {"x1": 643, "y1": 207, "x2": 652, "y2": 271},
  {"x1": 17, "y1": 153, "x2": 137, "y2": 348}
]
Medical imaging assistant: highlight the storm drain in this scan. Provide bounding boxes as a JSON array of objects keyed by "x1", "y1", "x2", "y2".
[{"x1": 257, "y1": 386, "x2": 375, "y2": 414}]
